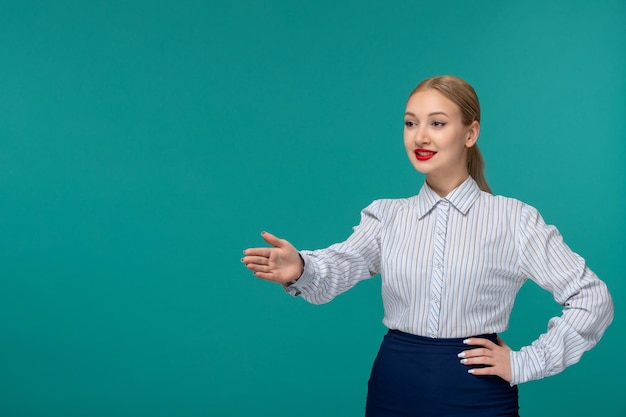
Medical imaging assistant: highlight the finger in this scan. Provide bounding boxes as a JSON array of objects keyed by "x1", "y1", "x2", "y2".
[
  {"x1": 459, "y1": 347, "x2": 493, "y2": 359},
  {"x1": 467, "y1": 366, "x2": 498, "y2": 376},
  {"x1": 241, "y1": 255, "x2": 269, "y2": 265},
  {"x1": 260, "y1": 231, "x2": 288, "y2": 248},
  {"x1": 244, "y1": 262, "x2": 272, "y2": 273},
  {"x1": 460, "y1": 356, "x2": 496, "y2": 366},
  {"x1": 252, "y1": 271, "x2": 277, "y2": 281},
  {"x1": 243, "y1": 247, "x2": 272, "y2": 258},
  {"x1": 464, "y1": 337, "x2": 497, "y2": 349}
]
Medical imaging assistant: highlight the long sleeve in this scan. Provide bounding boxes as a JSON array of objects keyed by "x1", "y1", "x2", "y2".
[
  {"x1": 284, "y1": 201, "x2": 383, "y2": 304},
  {"x1": 509, "y1": 205, "x2": 614, "y2": 385}
]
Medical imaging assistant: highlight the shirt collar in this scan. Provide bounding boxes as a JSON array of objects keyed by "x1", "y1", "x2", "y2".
[{"x1": 416, "y1": 176, "x2": 482, "y2": 218}]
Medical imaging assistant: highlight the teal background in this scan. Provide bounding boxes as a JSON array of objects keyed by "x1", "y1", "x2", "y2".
[{"x1": 1, "y1": 1, "x2": 624, "y2": 415}]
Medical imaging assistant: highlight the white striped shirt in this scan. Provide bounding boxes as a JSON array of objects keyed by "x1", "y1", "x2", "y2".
[{"x1": 287, "y1": 176, "x2": 613, "y2": 385}]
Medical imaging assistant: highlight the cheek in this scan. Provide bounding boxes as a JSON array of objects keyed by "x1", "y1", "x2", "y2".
[
  {"x1": 403, "y1": 132, "x2": 412, "y2": 149},
  {"x1": 439, "y1": 133, "x2": 466, "y2": 151}
]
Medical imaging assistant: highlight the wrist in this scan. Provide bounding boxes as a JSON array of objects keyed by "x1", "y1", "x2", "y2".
[{"x1": 285, "y1": 253, "x2": 305, "y2": 286}]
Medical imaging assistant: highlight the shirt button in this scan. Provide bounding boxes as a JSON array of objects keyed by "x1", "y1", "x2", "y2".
[
  {"x1": 437, "y1": 229, "x2": 444, "y2": 235},
  {"x1": 429, "y1": 332, "x2": 437, "y2": 338}
]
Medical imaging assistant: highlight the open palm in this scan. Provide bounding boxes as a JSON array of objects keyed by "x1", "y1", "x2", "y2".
[{"x1": 242, "y1": 232, "x2": 303, "y2": 284}]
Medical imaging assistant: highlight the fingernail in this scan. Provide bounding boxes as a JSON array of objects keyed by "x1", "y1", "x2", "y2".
[
  {"x1": 463, "y1": 338, "x2": 471, "y2": 344},
  {"x1": 457, "y1": 352, "x2": 465, "y2": 358},
  {"x1": 240, "y1": 258, "x2": 245, "y2": 262},
  {"x1": 460, "y1": 359, "x2": 468, "y2": 364},
  {"x1": 468, "y1": 369, "x2": 475, "y2": 374}
]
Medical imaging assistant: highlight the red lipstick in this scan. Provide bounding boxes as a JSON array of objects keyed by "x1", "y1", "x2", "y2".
[{"x1": 414, "y1": 149, "x2": 436, "y2": 161}]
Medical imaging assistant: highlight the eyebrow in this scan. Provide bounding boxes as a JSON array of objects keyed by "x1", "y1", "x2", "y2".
[{"x1": 404, "y1": 111, "x2": 449, "y2": 117}]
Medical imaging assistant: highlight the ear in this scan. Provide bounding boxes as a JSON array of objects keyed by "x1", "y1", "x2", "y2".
[{"x1": 465, "y1": 120, "x2": 480, "y2": 148}]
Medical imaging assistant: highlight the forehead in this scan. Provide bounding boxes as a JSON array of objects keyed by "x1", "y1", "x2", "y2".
[{"x1": 405, "y1": 89, "x2": 461, "y2": 116}]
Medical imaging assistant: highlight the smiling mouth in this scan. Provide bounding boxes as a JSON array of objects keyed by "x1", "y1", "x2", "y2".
[{"x1": 414, "y1": 149, "x2": 436, "y2": 161}]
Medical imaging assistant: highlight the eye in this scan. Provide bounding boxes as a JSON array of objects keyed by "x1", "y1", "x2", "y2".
[
  {"x1": 404, "y1": 120, "x2": 417, "y2": 128},
  {"x1": 432, "y1": 121, "x2": 447, "y2": 127}
]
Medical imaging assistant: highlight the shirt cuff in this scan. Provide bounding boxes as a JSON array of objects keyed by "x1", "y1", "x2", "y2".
[{"x1": 510, "y1": 346, "x2": 545, "y2": 385}]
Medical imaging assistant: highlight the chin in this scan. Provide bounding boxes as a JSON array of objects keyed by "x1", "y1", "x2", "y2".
[{"x1": 412, "y1": 165, "x2": 430, "y2": 175}]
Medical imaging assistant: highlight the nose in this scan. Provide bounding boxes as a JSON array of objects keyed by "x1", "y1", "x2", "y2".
[{"x1": 413, "y1": 125, "x2": 429, "y2": 146}]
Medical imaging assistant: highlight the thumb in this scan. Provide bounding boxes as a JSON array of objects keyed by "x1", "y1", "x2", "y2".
[{"x1": 261, "y1": 231, "x2": 286, "y2": 248}]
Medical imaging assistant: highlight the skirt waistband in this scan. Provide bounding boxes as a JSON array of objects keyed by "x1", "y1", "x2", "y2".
[{"x1": 387, "y1": 329, "x2": 498, "y2": 348}]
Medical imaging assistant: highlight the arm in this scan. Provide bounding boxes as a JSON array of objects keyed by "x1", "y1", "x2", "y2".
[
  {"x1": 509, "y1": 206, "x2": 613, "y2": 384},
  {"x1": 459, "y1": 205, "x2": 613, "y2": 384},
  {"x1": 242, "y1": 201, "x2": 383, "y2": 304}
]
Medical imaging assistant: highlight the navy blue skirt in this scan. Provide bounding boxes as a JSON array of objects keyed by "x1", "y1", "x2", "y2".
[{"x1": 366, "y1": 330, "x2": 519, "y2": 417}]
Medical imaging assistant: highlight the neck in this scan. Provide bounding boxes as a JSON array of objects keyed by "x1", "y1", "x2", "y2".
[{"x1": 426, "y1": 172, "x2": 470, "y2": 197}]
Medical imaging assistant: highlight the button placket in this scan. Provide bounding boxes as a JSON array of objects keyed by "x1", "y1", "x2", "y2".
[{"x1": 427, "y1": 199, "x2": 449, "y2": 338}]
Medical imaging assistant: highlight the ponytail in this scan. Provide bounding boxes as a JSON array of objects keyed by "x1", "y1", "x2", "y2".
[{"x1": 467, "y1": 145, "x2": 491, "y2": 194}]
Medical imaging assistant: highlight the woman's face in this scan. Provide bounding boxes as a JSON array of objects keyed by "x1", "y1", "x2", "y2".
[{"x1": 403, "y1": 89, "x2": 479, "y2": 183}]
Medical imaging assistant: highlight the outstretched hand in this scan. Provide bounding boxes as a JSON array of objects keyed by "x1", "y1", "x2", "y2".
[
  {"x1": 241, "y1": 232, "x2": 304, "y2": 284},
  {"x1": 458, "y1": 336, "x2": 512, "y2": 383}
]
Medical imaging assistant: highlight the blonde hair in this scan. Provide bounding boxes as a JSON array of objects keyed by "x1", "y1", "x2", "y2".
[{"x1": 409, "y1": 75, "x2": 492, "y2": 193}]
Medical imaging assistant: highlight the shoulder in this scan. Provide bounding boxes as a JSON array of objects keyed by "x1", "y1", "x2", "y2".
[
  {"x1": 479, "y1": 192, "x2": 551, "y2": 229},
  {"x1": 362, "y1": 196, "x2": 417, "y2": 219},
  {"x1": 477, "y1": 190, "x2": 522, "y2": 207},
  {"x1": 370, "y1": 196, "x2": 417, "y2": 211},
  {"x1": 475, "y1": 191, "x2": 535, "y2": 221}
]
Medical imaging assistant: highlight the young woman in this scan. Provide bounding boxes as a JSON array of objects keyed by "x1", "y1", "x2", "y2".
[{"x1": 241, "y1": 75, "x2": 614, "y2": 417}]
